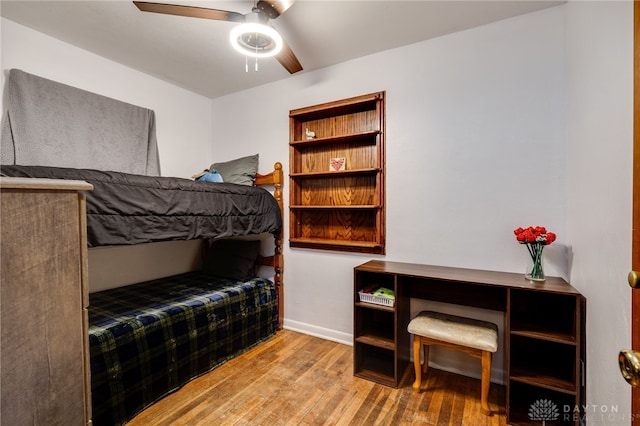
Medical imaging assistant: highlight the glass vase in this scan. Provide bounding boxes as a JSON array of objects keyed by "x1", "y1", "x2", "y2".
[{"x1": 525, "y1": 243, "x2": 546, "y2": 282}]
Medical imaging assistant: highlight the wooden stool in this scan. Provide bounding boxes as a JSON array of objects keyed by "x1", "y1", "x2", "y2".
[{"x1": 407, "y1": 311, "x2": 498, "y2": 415}]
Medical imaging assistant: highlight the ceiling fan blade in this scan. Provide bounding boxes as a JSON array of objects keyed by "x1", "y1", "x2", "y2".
[
  {"x1": 256, "y1": 0, "x2": 296, "y2": 19},
  {"x1": 133, "y1": 1, "x2": 244, "y2": 23},
  {"x1": 276, "y1": 38, "x2": 303, "y2": 74}
]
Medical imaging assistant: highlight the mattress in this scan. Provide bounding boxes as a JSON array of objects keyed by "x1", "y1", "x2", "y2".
[
  {"x1": 88, "y1": 271, "x2": 278, "y2": 425},
  {"x1": 0, "y1": 165, "x2": 282, "y2": 246}
]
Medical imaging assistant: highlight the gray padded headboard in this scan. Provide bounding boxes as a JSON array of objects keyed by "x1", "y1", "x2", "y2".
[{"x1": 1, "y1": 69, "x2": 160, "y2": 176}]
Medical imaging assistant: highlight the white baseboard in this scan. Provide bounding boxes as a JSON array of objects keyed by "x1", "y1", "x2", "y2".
[{"x1": 283, "y1": 319, "x2": 353, "y2": 346}]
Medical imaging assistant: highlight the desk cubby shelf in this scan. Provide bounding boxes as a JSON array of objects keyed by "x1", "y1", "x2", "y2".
[
  {"x1": 354, "y1": 260, "x2": 586, "y2": 425},
  {"x1": 510, "y1": 328, "x2": 577, "y2": 344},
  {"x1": 354, "y1": 301, "x2": 395, "y2": 312}
]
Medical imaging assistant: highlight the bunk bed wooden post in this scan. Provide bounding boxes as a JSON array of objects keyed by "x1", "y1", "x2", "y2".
[
  {"x1": 273, "y1": 163, "x2": 284, "y2": 330},
  {"x1": 256, "y1": 162, "x2": 285, "y2": 329}
]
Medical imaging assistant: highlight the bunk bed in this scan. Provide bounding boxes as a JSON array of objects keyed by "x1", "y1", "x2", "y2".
[{"x1": 0, "y1": 69, "x2": 285, "y2": 425}]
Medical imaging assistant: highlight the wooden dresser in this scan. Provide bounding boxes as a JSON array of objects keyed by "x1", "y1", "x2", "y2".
[{"x1": 1, "y1": 177, "x2": 93, "y2": 425}]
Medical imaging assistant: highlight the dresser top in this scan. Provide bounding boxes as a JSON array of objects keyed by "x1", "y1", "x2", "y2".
[{"x1": 0, "y1": 176, "x2": 93, "y2": 191}]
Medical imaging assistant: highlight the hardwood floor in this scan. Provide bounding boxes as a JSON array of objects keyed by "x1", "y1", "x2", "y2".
[{"x1": 127, "y1": 330, "x2": 507, "y2": 425}]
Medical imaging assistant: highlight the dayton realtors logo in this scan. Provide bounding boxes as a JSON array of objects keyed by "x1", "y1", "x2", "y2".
[
  {"x1": 529, "y1": 399, "x2": 560, "y2": 424},
  {"x1": 529, "y1": 399, "x2": 625, "y2": 424}
]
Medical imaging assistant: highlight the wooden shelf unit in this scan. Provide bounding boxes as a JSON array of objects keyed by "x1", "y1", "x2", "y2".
[
  {"x1": 289, "y1": 92, "x2": 385, "y2": 254},
  {"x1": 353, "y1": 260, "x2": 586, "y2": 424},
  {"x1": 353, "y1": 266, "x2": 409, "y2": 388}
]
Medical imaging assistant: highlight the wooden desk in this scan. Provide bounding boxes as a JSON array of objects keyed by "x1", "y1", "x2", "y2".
[{"x1": 353, "y1": 260, "x2": 585, "y2": 425}]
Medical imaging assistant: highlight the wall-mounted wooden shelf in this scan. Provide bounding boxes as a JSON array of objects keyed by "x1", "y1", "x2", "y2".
[{"x1": 289, "y1": 92, "x2": 385, "y2": 254}]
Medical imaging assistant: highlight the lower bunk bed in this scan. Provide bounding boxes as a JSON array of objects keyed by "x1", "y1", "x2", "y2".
[{"x1": 88, "y1": 270, "x2": 278, "y2": 426}]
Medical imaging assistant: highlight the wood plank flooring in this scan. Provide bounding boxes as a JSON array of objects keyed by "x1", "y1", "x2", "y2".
[{"x1": 127, "y1": 330, "x2": 506, "y2": 425}]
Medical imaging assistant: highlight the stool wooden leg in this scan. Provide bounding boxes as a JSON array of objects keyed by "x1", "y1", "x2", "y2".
[
  {"x1": 412, "y1": 337, "x2": 422, "y2": 392},
  {"x1": 481, "y1": 350, "x2": 492, "y2": 415},
  {"x1": 423, "y1": 344, "x2": 429, "y2": 374}
]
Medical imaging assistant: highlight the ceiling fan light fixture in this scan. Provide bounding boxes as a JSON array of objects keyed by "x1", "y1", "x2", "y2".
[{"x1": 230, "y1": 22, "x2": 283, "y2": 58}]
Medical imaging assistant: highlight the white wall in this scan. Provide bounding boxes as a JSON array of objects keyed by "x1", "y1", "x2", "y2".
[
  {"x1": 1, "y1": 18, "x2": 214, "y2": 290},
  {"x1": 566, "y1": 1, "x2": 633, "y2": 422},
  {"x1": 212, "y1": 3, "x2": 634, "y2": 419},
  {"x1": 213, "y1": 5, "x2": 567, "y2": 365},
  {"x1": 1, "y1": 18, "x2": 212, "y2": 179}
]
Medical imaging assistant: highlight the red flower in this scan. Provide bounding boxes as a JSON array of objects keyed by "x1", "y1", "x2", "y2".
[
  {"x1": 515, "y1": 226, "x2": 555, "y2": 281},
  {"x1": 513, "y1": 226, "x2": 556, "y2": 245}
]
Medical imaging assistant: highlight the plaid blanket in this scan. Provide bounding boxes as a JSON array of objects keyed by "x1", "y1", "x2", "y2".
[{"x1": 88, "y1": 271, "x2": 278, "y2": 426}]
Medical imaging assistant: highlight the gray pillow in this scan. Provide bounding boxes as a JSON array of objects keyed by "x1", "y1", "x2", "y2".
[
  {"x1": 202, "y1": 239, "x2": 261, "y2": 281},
  {"x1": 210, "y1": 154, "x2": 259, "y2": 186}
]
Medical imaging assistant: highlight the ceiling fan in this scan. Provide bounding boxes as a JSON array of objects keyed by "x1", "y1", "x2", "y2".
[{"x1": 133, "y1": 1, "x2": 303, "y2": 74}]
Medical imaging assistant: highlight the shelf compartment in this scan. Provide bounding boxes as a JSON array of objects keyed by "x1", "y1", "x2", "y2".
[
  {"x1": 354, "y1": 343, "x2": 396, "y2": 387},
  {"x1": 290, "y1": 174, "x2": 379, "y2": 207},
  {"x1": 290, "y1": 130, "x2": 380, "y2": 146},
  {"x1": 291, "y1": 139, "x2": 379, "y2": 175},
  {"x1": 355, "y1": 270, "x2": 395, "y2": 293},
  {"x1": 403, "y1": 275, "x2": 508, "y2": 312},
  {"x1": 510, "y1": 335, "x2": 576, "y2": 394},
  {"x1": 355, "y1": 306, "x2": 395, "y2": 341},
  {"x1": 353, "y1": 271, "x2": 398, "y2": 312},
  {"x1": 290, "y1": 209, "x2": 380, "y2": 248},
  {"x1": 290, "y1": 167, "x2": 380, "y2": 178},
  {"x1": 510, "y1": 290, "x2": 578, "y2": 341},
  {"x1": 508, "y1": 381, "x2": 579, "y2": 425},
  {"x1": 290, "y1": 93, "x2": 381, "y2": 122},
  {"x1": 290, "y1": 94, "x2": 381, "y2": 139},
  {"x1": 293, "y1": 109, "x2": 380, "y2": 141}
]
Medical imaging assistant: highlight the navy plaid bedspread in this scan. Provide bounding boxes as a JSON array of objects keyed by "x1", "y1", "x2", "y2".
[{"x1": 88, "y1": 271, "x2": 278, "y2": 426}]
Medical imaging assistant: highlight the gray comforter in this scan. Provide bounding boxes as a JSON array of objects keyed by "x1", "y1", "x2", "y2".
[{"x1": 1, "y1": 165, "x2": 282, "y2": 247}]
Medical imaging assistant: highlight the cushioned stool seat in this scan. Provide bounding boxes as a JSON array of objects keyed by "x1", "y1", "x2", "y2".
[{"x1": 408, "y1": 311, "x2": 498, "y2": 415}]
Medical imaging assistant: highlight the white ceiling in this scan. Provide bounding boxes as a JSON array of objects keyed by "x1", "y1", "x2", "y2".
[{"x1": 1, "y1": 0, "x2": 565, "y2": 98}]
